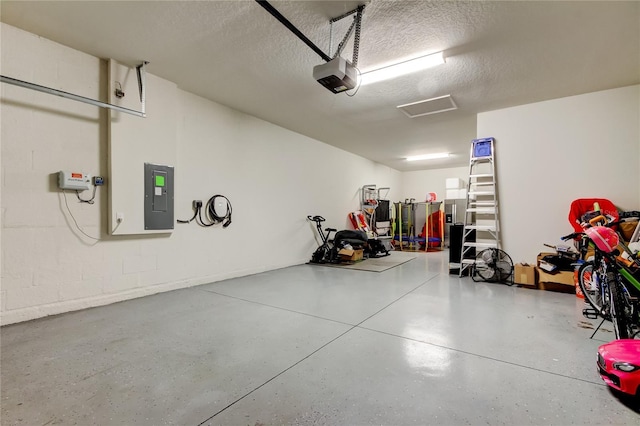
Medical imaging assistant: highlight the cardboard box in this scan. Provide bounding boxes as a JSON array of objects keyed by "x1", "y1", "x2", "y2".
[
  {"x1": 338, "y1": 248, "x2": 364, "y2": 262},
  {"x1": 515, "y1": 263, "x2": 537, "y2": 288},
  {"x1": 351, "y1": 249, "x2": 364, "y2": 262},
  {"x1": 620, "y1": 220, "x2": 639, "y2": 242},
  {"x1": 536, "y1": 252, "x2": 576, "y2": 293},
  {"x1": 537, "y1": 266, "x2": 575, "y2": 294},
  {"x1": 537, "y1": 280, "x2": 577, "y2": 294},
  {"x1": 536, "y1": 268, "x2": 575, "y2": 286}
]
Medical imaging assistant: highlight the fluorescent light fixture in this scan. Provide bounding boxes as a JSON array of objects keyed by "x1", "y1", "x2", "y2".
[
  {"x1": 359, "y1": 51, "x2": 445, "y2": 86},
  {"x1": 406, "y1": 152, "x2": 450, "y2": 161}
]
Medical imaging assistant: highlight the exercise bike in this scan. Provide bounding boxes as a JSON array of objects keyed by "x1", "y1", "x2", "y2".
[
  {"x1": 307, "y1": 215, "x2": 339, "y2": 264},
  {"x1": 307, "y1": 215, "x2": 389, "y2": 264}
]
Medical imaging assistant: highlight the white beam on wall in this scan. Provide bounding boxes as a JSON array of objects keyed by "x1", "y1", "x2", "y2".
[{"x1": 1, "y1": 61, "x2": 147, "y2": 117}]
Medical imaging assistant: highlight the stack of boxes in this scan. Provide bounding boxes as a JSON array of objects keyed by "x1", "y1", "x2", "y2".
[
  {"x1": 514, "y1": 254, "x2": 576, "y2": 293},
  {"x1": 445, "y1": 178, "x2": 466, "y2": 200}
]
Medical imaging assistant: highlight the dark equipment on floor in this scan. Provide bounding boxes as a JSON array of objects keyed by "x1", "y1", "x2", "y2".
[
  {"x1": 308, "y1": 215, "x2": 338, "y2": 264},
  {"x1": 471, "y1": 248, "x2": 514, "y2": 284},
  {"x1": 307, "y1": 215, "x2": 388, "y2": 264}
]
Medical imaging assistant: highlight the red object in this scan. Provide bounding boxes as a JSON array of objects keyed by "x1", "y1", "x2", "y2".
[
  {"x1": 349, "y1": 211, "x2": 369, "y2": 234},
  {"x1": 598, "y1": 339, "x2": 640, "y2": 396},
  {"x1": 585, "y1": 226, "x2": 620, "y2": 253},
  {"x1": 419, "y1": 210, "x2": 444, "y2": 248},
  {"x1": 568, "y1": 198, "x2": 619, "y2": 233}
]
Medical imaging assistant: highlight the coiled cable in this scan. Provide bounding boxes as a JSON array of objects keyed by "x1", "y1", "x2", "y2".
[
  {"x1": 203, "y1": 195, "x2": 232, "y2": 228},
  {"x1": 178, "y1": 195, "x2": 232, "y2": 228}
]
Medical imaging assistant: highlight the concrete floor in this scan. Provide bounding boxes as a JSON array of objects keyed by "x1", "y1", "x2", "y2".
[{"x1": 2, "y1": 251, "x2": 639, "y2": 425}]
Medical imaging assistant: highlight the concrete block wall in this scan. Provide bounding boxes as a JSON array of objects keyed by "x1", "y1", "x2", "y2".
[
  {"x1": 1, "y1": 25, "x2": 107, "y2": 319},
  {"x1": 6, "y1": 21, "x2": 635, "y2": 325},
  {"x1": 1, "y1": 23, "x2": 401, "y2": 325}
]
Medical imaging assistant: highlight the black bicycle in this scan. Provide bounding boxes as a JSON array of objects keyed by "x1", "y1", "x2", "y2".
[
  {"x1": 307, "y1": 215, "x2": 371, "y2": 264},
  {"x1": 307, "y1": 215, "x2": 338, "y2": 264},
  {"x1": 564, "y1": 219, "x2": 640, "y2": 339}
]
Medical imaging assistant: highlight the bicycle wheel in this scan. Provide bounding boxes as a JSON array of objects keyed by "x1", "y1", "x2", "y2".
[
  {"x1": 578, "y1": 262, "x2": 604, "y2": 314},
  {"x1": 609, "y1": 272, "x2": 631, "y2": 339}
]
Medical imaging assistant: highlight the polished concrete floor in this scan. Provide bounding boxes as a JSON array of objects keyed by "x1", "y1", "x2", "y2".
[{"x1": 2, "y1": 251, "x2": 639, "y2": 425}]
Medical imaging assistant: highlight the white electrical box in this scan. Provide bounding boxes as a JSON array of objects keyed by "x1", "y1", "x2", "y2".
[{"x1": 58, "y1": 171, "x2": 92, "y2": 191}]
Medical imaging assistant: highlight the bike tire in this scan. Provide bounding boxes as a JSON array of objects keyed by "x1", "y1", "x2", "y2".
[
  {"x1": 609, "y1": 271, "x2": 631, "y2": 339},
  {"x1": 578, "y1": 262, "x2": 605, "y2": 315}
]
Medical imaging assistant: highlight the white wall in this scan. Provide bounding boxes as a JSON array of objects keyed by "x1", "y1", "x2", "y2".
[
  {"x1": 400, "y1": 166, "x2": 468, "y2": 203},
  {"x1": 4, "y1": 22, "x2": 637, "y2": 324},
  {"x1": 478, "y1": 85, "x2": 640, "y2": 263},
  {"x1": 0, "y1": 23, "x2": 400, "y2": 324},
  {"x1": 108, "y1": 59, "x2": 179, "y2": 235}
]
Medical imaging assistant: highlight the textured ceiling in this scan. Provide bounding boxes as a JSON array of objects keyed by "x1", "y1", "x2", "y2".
[{"x1": 1, "y1": 1, "x2": 639, "y2": 171}]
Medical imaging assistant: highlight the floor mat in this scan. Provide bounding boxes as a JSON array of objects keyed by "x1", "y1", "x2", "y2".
[{"x1": 308, "y1": 251, "x2": 417, "y2": 272}]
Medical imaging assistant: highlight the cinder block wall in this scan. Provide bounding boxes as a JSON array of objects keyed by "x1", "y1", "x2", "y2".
[{"x1": 0, "y1": 23, "x2": 401, "y2": 324}]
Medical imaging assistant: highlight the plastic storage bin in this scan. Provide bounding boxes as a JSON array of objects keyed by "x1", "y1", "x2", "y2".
[{"x1": 472, "y1": 138, "x2": 493, "y2": 158}]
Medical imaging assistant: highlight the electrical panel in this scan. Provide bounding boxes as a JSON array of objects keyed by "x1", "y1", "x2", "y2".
[
  {"x1": 144, "y1": 163, "x2": 174, "y2": 230},
  {"x1": 58, "y1": 171, "x2": 92, "y2": 191}
]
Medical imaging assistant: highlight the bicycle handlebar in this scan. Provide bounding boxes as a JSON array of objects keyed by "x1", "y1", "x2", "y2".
[
  {"x1": 581, "y1": 217, "x2": 620, "y2": 230},
  {"x1": 561, "y1": 232, "x2": 581, "y2": 241},
  {"x1": 307, "y1": 215, "x2": 325, "y2": 222}
]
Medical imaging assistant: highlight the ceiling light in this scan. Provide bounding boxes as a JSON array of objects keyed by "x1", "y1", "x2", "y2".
[
  {"x1": 359, "y1": 51, "x2": 445, "y2": 86},
  {"x1": 406, "y1": 152, "x2": 450, "y2": 161}
]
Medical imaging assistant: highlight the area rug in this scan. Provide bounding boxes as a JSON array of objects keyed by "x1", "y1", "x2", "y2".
[{"x1": 309, "y1": 251, "x2": 417, "y2": 272}]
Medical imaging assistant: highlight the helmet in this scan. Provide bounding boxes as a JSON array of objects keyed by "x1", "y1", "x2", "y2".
[{"x1": 585, "y1": 226, "x2": 619, "y2": 253}]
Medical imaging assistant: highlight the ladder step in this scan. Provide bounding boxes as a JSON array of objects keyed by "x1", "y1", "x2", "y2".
[
  {"x1": 463, "y1": 242, "x2": 498, "y2": 248},
  {"x1": 469, "y1": 201, "x2": 496, "y2": 206},
  {"x1": 471, "y1": 157, "x2": 493, "y2": 163},
  {"x1": 466, "y1": 208, "x2": 497, "y2": 213},
  {"x1": 464, "y1": 225, "x2": 496, "y2": 231},
  {"x1": 464, "y1": 138, "x2": 499, "y2": 260}
]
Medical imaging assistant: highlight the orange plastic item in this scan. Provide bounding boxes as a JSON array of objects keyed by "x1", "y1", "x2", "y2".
[
  {"x1": 574, "y1": 270, "x2": 584, "y2": 299},
  {"x1": 588, "y1": 215, "x2": 608, "y2": 227}
]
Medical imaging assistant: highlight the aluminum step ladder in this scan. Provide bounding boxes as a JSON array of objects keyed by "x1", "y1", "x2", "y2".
[{"x1": 459, "y1": 137, "x2": 500, "y2": 277}]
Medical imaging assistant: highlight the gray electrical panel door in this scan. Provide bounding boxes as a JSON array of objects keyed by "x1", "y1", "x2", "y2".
[{"x1": 144, "y1": 163, "x2": 174, "y2": 230}]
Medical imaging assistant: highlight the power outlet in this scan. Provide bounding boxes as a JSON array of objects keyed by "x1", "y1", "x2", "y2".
[{"x1": 116, "y1": 212, "x2": 124, "y2": 222}]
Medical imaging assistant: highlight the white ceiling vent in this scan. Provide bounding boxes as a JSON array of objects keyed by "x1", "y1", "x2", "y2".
[{"x1": 397, "y1": 95, "x2": 457, "y2": 118}]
